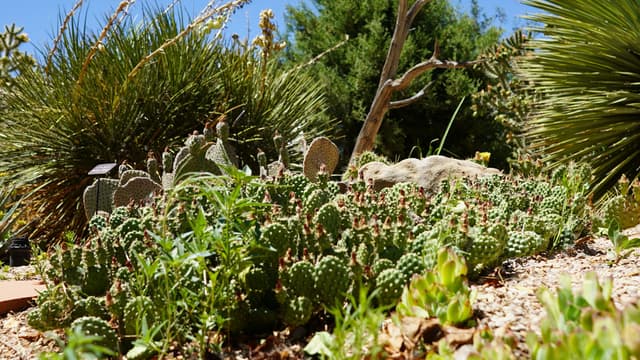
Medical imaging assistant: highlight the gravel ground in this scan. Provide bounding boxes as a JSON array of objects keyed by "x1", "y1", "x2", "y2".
[
  {"x1": 472, "y1": 228, "x2": 640, "y2": 358},
  {"x1": 1, "y1": 229, "x2": 639, "y2": 359}
]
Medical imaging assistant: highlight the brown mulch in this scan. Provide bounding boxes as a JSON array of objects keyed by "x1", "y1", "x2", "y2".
[{"x1": 1, "y1": 229, "x2": 639, "y2": 359}]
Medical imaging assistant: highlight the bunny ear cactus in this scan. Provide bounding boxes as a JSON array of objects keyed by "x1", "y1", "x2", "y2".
[
  {"x1": 146, "y1": 154, "x2": 162, "y2": 184},
  {"x1": 314, "y1": 255, "x2": 350, "y2": 306},
  {"x1": 70, "y1": 316, "x2": 119, "y2": 351},
  {"x1": 113, "y1": 171, "x2": 162, "y2": 208}
]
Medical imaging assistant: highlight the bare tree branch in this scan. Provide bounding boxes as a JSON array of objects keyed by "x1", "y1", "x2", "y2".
[
  {"x1": 389, "y1": 81, "x2": 434, "y2": 109},
  {"x1": 391, "y1": 57, "x2": 481, "y2": 92},
  {"x1": 406, "y1": 0, "x2": 430, "y2": 28},
  {"x1": 349, "y1": 0, "x2": 479, "y2": 163}
]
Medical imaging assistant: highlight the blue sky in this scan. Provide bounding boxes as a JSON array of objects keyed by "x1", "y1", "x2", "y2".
[{"x1": 1, "y1": 0, "x2": 534, "y2": 58}]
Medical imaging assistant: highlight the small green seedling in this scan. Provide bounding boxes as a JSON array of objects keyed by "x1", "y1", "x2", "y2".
[{"x1": 607, "y1": 220, "x2": 640, "y2": 263}]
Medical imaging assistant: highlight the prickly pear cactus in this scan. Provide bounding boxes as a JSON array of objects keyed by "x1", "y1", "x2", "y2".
[
  {"x1": 70, "y1": 316, "x2": 118, "y2": 351},
  {"x1": 395, "y1": 252, "x2": 425, "y2": 282},
  {"x1": 505, "y1": 230, "x2": 545, "y2": 258},
  {"x1": 313, "y1": 203, "x2": 342, "y2": 239},
  {"x1": 303, "y1": 188, "x2": 331, "y2": 215},
  {"x1": 375, "y1": 268, "x2": 405, "y2": 307},
  {"x1": 314, "y1": 255, "x2": 350, "y2": 306},
  {"x1": 282, "y1": 260, "x2": 315, "y2": 299},
  {"x1": 465, "y1": 234, "x2": 505, "y2": 274},
  {"x1": 83, "y1": 178, "x2": 119, "y2": 220},
  {"x1": 113, "y1": 176, "x2": 162, "y2": 208},
  {"x1": 124, "y1": 295, "x2": 156, "y2": 336},
  {"x1": 282, "y1": 296, "x2": 313, "y2": 328},
  {"x1": 303, "y1": 137, "x2": 339, "y2": 182},
  {"x1": 81, "y1": 250, "x2": 110, "y2": 296},
  {"x1": 259, "y1": 222, "x2": 292, "y2": 256},
  {"x1": 205, "y1": 120, "x2": 239, "y2": 168}
]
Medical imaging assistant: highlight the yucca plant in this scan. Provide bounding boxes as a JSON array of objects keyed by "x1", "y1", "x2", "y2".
[
  {"x1": 0, "y1": 1, "x2": 335, "y2": 243},
  {"x1": 521, "y1": 0, "x2": 640, "y2": 199}
]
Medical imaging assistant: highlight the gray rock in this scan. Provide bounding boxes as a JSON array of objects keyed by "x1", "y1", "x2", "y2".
[{"x1": 359, "y1": 155, "x2": 501, "y2": 193}]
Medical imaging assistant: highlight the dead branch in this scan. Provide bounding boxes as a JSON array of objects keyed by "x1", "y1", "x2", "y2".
[{"x1": 349, "y1": 0, "x2": 479, "y2": 163}]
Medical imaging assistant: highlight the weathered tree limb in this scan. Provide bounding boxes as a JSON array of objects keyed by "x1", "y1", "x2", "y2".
[
  {"x1": 388, "y1": 81, "x2": 433, "y2": 109},
  {"x1": 391, "y1": 57, "x2": 481, "y2": 92},
  {"x1": 349, "y1": 0, "x2": 479, "y2": 163}
]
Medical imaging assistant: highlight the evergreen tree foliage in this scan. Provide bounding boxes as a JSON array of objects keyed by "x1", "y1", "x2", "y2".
[{"x1": 286, "y1": 0, "x2": 510, "y2": 168}]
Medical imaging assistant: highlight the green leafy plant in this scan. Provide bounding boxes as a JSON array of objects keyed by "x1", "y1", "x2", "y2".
[
  {"x1": 39, "y1": 323, "x2": 117, "y2": 360},
  {"x1": 0, "y1": 1, "x2": 334, "y2": 243},
  {"x1": 527, "y1": 272, "x2": 640, "y2": 359},
  {"x1": 606, "y1": 221, "x2": 640, "y2": 264},
  {"x1": 304, "y1": 288, "x2": 387, "y2": 359},
  {"x1": 396, "y1": 247, "x2": 474, "y2": 326}
]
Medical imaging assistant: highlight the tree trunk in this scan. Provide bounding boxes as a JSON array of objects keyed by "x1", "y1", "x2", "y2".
[{"x1": 349, "y1": 0, "x2": 478, "y2": 164}]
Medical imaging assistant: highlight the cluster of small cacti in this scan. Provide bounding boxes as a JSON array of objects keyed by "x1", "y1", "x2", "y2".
[
  {"x1": 37, "y1": 138, "x2": 598, "y2": 356},
  {"x1": 28, "y1": 205, "x2": 159, "y2": 338},
  {"x1": 596, "y1": 174, "x2": 640, "y2": 230},
  {"x1": 208, "y1": 162, "x2": 593, "y2": 331}
]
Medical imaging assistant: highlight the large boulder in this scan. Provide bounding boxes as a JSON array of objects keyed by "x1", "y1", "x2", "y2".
[{"x1": 359, "y1": 155, "x2": 501, "y2": 194}]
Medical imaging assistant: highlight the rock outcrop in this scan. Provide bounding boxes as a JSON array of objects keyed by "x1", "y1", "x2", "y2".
[{"x1": 359, "y1": 155, "x2": 501, "y2": 193}]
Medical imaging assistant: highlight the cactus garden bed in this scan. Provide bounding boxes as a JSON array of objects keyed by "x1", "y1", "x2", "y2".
[
  {"x1": 0, "y1": 235, "x2": 639, "y2": 359},
  {"x1": 1, "y1": 140, "x2": 640, "y2": 358}
]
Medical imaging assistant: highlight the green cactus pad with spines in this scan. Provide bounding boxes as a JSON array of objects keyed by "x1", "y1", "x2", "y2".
[
  {"x1": 117, "y1": 218, "x2": 143, "y2": 239},
  {"x1": 283, "y1": 296, "x2": 313, "y2": 327},
  {"x1": 284, "y1": 173, "x2": 311, "y2": 198},
  {"x1": 375, "y1": 268, "x2": 405, "y2": 307},
  {"x1": 313, "y1": 203, "x2": 342, "y2": 239},
  {"x1": 185, "y1": 132, "x2": 206, "y2": 154},
  {"x1": 396, "y1": 252, "x2": 426, "y2": 282},
  {"x1": 81, "y1": 254, "x2": 110, "y2": 296},
  {"x1": 147, "y1": 157, "x2": 162, "y2": 184},
  {"x1": 371, "y1": 258, "x2": 395, "y2": 277},
  {"x1": 241, "y1": 265, "x2": 274, "y2": 298},
  {"x1": 259, "y1": 222, "x2": 292, "y2": 256},
  {"x1": 109, "y1": 206, "x2": 131, "y2": 229},
  {"x1": 465, "y1": 234, "x2": 505, "y2": 274},
  {"x1": 113, "y1": 176, "x2": 162, "y2": 208},
  {"x1": 118, "y1": 169, "x2": 150, "y2": 186},
  {"x1": 283, "y1": 260, "x2": 315, "y2": 299},
  {"x1": 70, "y1": 316, "x2": 118, "y2": 351},
  {"x1": 539, "y1": 185, "x2": 567, "y2": 214},
  {"x1": 88, "y1": 214, "x2": 108, "y2": 233},
  {"x1": 505, "y1": 230, "x2": 545, "y2": 258},
  {"x1": 303, "y1": 188, "x2": 332, "y2": 216},
  {"x1": 62, "y1": 251, "x2": 83, "y2": 286},
  {"x1": 124, "y1": 295, "x2": 156, "y2": 336},
  {"x1": 71, "y1": 296, "x2": 110, "y2": 320},
  {"x1": 314, "y1": 255, "x2": 350, "y2": 306}
]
